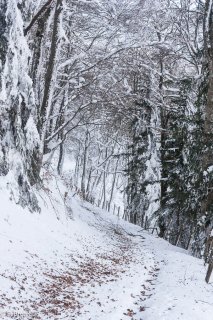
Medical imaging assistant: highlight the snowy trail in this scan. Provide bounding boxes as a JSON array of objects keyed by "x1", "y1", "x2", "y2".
[
  {"x1": 65, "y1": 210, "x2": 213, "y2": 320},
  {"x1": 0, "y1": 189, "x2": 213, "y2": 320},
  {"x1": 73, "y1": 224, "x2": 158, "y2": 320}
]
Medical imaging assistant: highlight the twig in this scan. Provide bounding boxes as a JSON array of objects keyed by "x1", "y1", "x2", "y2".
[{"x1": 195, "y1": 299, "x2": 213, "y2": 306}]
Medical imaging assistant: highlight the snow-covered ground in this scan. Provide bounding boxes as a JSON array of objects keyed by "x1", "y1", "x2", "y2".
[{"x1": 0, "y1": 175, "x2": 212, "y2": 320}]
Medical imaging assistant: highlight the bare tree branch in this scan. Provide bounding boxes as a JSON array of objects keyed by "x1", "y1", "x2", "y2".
[{"x1": 24, "y1": 0, "x2": 54, "y2": 36}]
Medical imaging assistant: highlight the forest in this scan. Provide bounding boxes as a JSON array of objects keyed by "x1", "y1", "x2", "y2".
[
  {"x1": 1, "y1": 0, "x2": 213, "y2": 318},
  {"x1": 1, "y1": 0, "x2": 213, "y2": 314}
]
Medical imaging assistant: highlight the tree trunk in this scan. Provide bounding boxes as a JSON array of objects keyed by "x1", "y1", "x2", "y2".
[
  {"x1": 38, "y1": 0, "x2": 63, "y2": 147},
  {"x1": 108, "y1": 155, "x2": 120, "y2": 212},
  {"x1": 201, "y1": 1, "x2": 213, "y2": 233},
  {"x1": 81, "y1": 130, "x2": 89, "y2": 200},
  {"x1": 57, "y1": 137, "x2": 64, "y2": 175},
  {"x1": 205, "y1": 261, "x2": 213, "y2": 283}
]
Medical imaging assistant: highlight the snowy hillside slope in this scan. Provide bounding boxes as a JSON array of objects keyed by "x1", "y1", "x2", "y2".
[{"x1": 0, "y1": 174, "x2": 212, "y2": 320}]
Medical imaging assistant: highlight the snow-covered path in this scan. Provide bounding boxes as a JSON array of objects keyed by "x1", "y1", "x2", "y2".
[
  {"x1": 72, "y1": 209, "x2": 158, "y2": 320},
  {"x1": 75, "y1": 209, "x2": 213, "y2": 320},
  {"x1": 0, "y1": 186, "x2": 213, "y2": 320}
]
